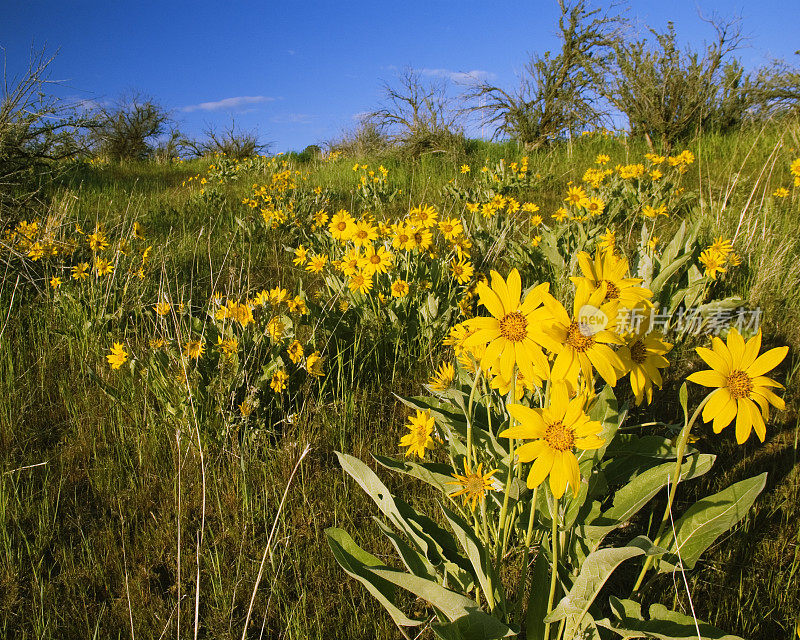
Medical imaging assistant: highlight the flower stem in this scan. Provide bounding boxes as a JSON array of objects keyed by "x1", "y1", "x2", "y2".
[
  {"x1": 515, "y1": 486, "x2": 539, "y2": 623},
  {"x1": 465, "y1": 366, "x2": 482, "y2": 469},
  {"x1": 544, "y1": 496, "x2": 560, "y2": 640},
  {"x1": 632, "y1": 393, "x2": 712, "y2": 592}
]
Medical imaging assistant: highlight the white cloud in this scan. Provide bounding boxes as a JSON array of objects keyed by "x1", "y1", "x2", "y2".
[
  {"x1": 419, "y1": 68, "x2": 495, "y2": 83},
  {"x1": 181, "y1": 96, "x2": 274, "y2": 112},
  {"x1": 271, "y1": 113, "x2": 315, "y2": 124}
]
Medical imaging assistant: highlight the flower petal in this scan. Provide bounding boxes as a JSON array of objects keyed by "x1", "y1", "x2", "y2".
[
  {"x1": 746, "y1": 346, "x2": 788, "y2": 378},
  {"x1": 687, "y1": 369, "x2": 726, "y2": 388}
]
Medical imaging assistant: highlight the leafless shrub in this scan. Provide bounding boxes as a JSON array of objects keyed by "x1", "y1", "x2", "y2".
[
  {"x1": 369, "y1": 68, "x2": 466, "y2": 157},
  {"x1": 183, "y1": 119, "x2": 268, "y2": 159},
  {"x1": 1, "y1": 47, "x2": 84, "y2": 211}
]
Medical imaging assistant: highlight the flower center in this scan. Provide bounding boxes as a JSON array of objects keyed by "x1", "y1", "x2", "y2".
[
  {"x1": 464, "y1": 474, "x2": 484, "y2": 493},
  {"x1": 499, "y1": 312, "x2": 527, "y2": 342},
  {"x1": 336, "y1": 221, "x2": 347, "y2": 231},
  {"x1": 545, "y1": 421, "x2": 575, "y2": 451},
  {"x1": 602, "y1": 279, "x2": 620, "y2": 300},
  {"x1": 727, "y1": 370, "x2": 753, "y2": 399},
  {"x1": 413, "y1": 232, "x2": 423, "y2": 244},
  {"x1": 566, "y1": 321, "x2": 595, "y2": 352},
  {"x1": 630, "y1": 339, "x2": 647, "y2": 364},
  {"x1": 370, "y1": 255, "x2": 381, "y2": 264}
]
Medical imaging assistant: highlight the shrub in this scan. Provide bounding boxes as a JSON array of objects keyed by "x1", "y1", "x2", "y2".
[
  {"x1": 184, "y1": 120, "x2": 268, "y2": 159},
  {"x1": 369, "y1": 68, "x2": 466, "y2": 158},
  {"x1": 604, "y1": 18, "x2": 747, "y2": 150},
  {"x1": 464, "y1": 0, "x2": 625, "y2": 149},
  {"x1": 0, "y1": 48, "x2": 83, "y2": 211},
  {"x1": 87, "y1": 91, "x2": 172, "y2": 162}
]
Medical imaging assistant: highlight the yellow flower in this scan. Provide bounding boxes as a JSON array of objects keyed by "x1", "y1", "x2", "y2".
[
  {"x1": 106, "y1": 342, "x2": 128, "y2": 369},
  {"x1": 362, "y1": 245, "x2": 393, "y2": 275},
  {"x1": 428, "y1": 361, "x2": 455, "y2": 392},
  {"x1": 399, "y1": 409, "x2": 436, "y2": 458},
  {"x1": 463, "y1": 268, "x2": 553, "y2": 384},
  {"x1": 596, "y1": 154, "x2": 610, "y2": 165},
  {"x1": 305, "y1": 254, "x2": 328, "y2": 273},
  {"x1": 687, "y1": 328, "x2": 787, "y2": 443},
  {"x1": 446, "y1": 460, "x2": 499, "y2": 511},
  {"x1": 94, "y1": 257, "x2": 113, "y2": 276},
  {"x1": 570, "y1": 248, "x2": 653, "y2": 310},
  {"x1": 287, "y1": 295, "x2": 308, "y2": 314},
  {"x1": 773, "y1": 187, "x2": 790, "y2": 198},
  {"x1": 71, "y1": 262, "x2": 89, "y2": 280},
  {"x1": 403, "y1": 225, "x2": 432, "y2": 252},
  {"x1": 293, "y1": 245, "x2": 308, "y2": 266},
  {"x1": 450, "y1": 257, "x2": 474, "y2": 284},
  {"x1": 88, "y1": 229, "x2": 109, "y2": 252},
  {"x1": 500, "y1": 387, "x2": 604, "y2": 498},
  {"x1": 154, "y1": 301, "x2": 171, "y2": 316},
  {"x1": 348, "y1": 270, "x2": 373, "y2": 295},
  {"x1": 460, "y1": 164, "x2": 471, "y2": 174},
  {"x1": 564, "y1": 185, "x2": 590, "y2": 209},
  {"x1": 306, "y1": 351, "x2": 324, "y2": 377},
  {"x1": 586, "y1": 197, "x2": 605, "y2": 216},
  {"x1": 287, "y1": 340, "x2": 304, "y2": 364},
  {"x1": 183, "y1": 340, "x2": 205, "y2": 359},
  {"x1": 698, "y1": 249, "x2": 727, "y2": 280},
  {"x1": 410, "y1": 204, "x2": 438, "y2": 228},
  {"x1": 391, "y1": 279, "x2": 409, "y2": 298},
  {"x1": 267, "y1": 317, "x2": 285, "y2": 341},
  {"x1": 270, "y1": 369, "x2": 289, "y2": 392},
  {"x1": 50, "y1": 276, "x2": 62, "y2": 289},
  {"x1": 541, "y1": 283, "x2": 625, "y2": 389},
  {"x1": 616, "y1": 309, "x2": 672, "y2": 405},
  {"x1": 328, "y1": 209, "x2": 355, "y2": 241},
  {"x1": 438, "y1": 217, "x2": 463, "y2": 241},
  {"x1": 351, "y1": 220, "x2": 378, "y2": 247},
  {"x1": 216, "y1": 335, "x2": 239, "y2": 357}
]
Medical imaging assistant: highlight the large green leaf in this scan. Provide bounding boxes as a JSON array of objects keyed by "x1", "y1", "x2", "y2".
[
  {"x1": 432, "y1": 611, "x2": 518, "y2": 639},
  {"x1": 585, "y1": 454, "x2": 715, "y2": 541},
  {"x1": 373, "y1": 453, "x2": 455, "y2": 493},
  {"x1": 545, "y1": 538, "x2": 650, "y2": 623},
  {"x1": 335, "y1": 452, "x2": 470, "y2": 576},
  {"x1": 651, "y1": 253, "x2": 693, "y2": 298},
  {"x1": 440, "y1": 505, "x2": 496, "y2": 607},
  {"x1": 374, "y1": 517, "x2": 438, "y2": 582},
  {"x1": 325, "y1": 527, "x2": 423, "y2": 628},
  {"x1": 524, "y1": 544, "x2": 552, "y2": 640},
  {"x1": 597, "y1": 597, "x2": 745, "y2": 639},
  {"x1": 659, "y1": 473, "x2": 767, "y2": 571}
]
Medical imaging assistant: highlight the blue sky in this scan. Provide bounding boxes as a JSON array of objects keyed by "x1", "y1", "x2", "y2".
[{"x1": 3, "y1": 0, "x2": 798, "y2": 152}]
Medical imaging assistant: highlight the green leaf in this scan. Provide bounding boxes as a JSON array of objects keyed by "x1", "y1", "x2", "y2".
[
  {"x1": 659, "y1": 220, "x2": 686, "y2": 267},
  {"x1": 545, "y1": 541, "x2": 646, "y2": 623},
  {"x1": 335, "y1": 452, "x2": 469, "y2": 574},
  {"x1": 325, "y1": 528, "x2": 423, "y2": 628},
  {"x1": 373, "y1": 518, "x2": 438, "y2": 582},
  {"x1": 524, "y1": 545, "x2": 552, "y2": 640},
  {"x1": 596, "y1": 597, "x2": 745, "y2": 639},
  {"x1": 373, "y1": 454, "x2": 455, "y2": 493},
  {"x1": 440, "y1": 505, "x2": 496, "y2": 606},
  {"x1": 585, "y1": 454, "x2": 715, "y2": 541},
  {"x1": 587, "y1": 385, "x2": 625, "y2": 466},
  {"x1": 659, "y1": 473, "x2": 767, "y2": 571},
  {"x1": 432, "y1": 612, "x2": 518, "y2": 640},
  {"x1": 368, "y1": 566, "x2": 480, "y2": 622},
  {"x1": 651, "y1": 252, "x2": 693, "y2": 296}
]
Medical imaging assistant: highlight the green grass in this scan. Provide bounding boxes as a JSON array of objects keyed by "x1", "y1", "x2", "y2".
[{"x1": 2, "y1": 122, "x2": 800, "y2": 639}]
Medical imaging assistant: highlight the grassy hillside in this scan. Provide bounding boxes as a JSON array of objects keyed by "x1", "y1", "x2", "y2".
[{"x1": 1, "y1": 122, "x2": 799, "y2": 639}]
